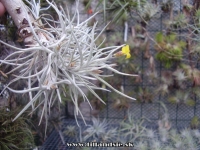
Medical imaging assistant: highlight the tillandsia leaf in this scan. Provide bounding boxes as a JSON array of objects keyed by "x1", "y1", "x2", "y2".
[
  {"x1": 172, "y1": 69, "x2": 187, "y2": 81},
  {"x1": 138, "y1": 1, "x2": 160, "y2": 21},
  {"x1": 24, "y1": 0, "x2": 42, "y2": 19},
  {"x1": 0, "y1": 0, "x2": 137, "y2": 125},
  {"x1": 83, "y1": 117, "x2": 108, "y2": 141}
]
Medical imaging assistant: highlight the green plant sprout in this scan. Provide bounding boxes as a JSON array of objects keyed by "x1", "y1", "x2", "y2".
[
  {"x1": 0, "y1": 0, "x2": 137, "y2": 128},
  {"x1": 168, "y1": 90, "x2": 195, "y2": 106},
  {"x1": 155, "y1": 32, "x2": 186, "y2": 68}
]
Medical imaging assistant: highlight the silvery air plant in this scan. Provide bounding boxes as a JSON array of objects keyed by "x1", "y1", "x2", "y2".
[{"x1": 0, "y1": 0, "x2": 136, "y2": 127}]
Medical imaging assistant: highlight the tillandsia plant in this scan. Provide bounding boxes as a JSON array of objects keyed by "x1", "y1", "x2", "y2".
[
  {"x1": 172, "y1": 68, "x2": 187, "y2": 88},
  {"x1": 119, "y1": 111, "x2": 148, "y2": 142},
  {"x1": 64, "y1": 125, "x2": 77, "y2": 137},
  {"x1": 155, "y1": 32, "x2": 186, "y2": 68},
  {"x1": 82, "y1": 117, "x2": 110, "y2": 142},
  {"x1": 165, "y1": 13, "x2": 189, "y2": 29},
  {"x1": 160, "y1": 0, "x2": 173, "y2": 13},
  {"x1": 181, "y1": 64, "x2": 200, "y2": 86},
  {"x1": 136, "y1": 87, "x2": 154, "y2": 103},
  {"x1": 138, "y1": 1, "x2": 160, "y2": 25},
  {"x1": 0, "y1": 0, "x2": 137, "y2": 128},
  {"x1": 168, "y1": 90, "x2": 195, "y2": 106}
]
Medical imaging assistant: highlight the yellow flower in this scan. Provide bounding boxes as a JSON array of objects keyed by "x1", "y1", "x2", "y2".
[{"x1": 122, "y1": 45, "x2": 131, "y2": 59}]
